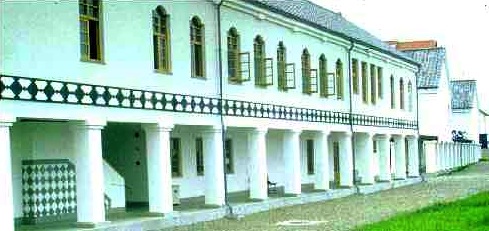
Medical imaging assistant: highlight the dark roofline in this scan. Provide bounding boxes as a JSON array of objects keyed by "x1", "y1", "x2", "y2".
[{"x1": 243, "y1": 0, "x2": 420, "y2": 67}]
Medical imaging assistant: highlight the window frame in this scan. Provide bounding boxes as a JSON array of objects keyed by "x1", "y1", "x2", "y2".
[
  {"x1": 370, "y1": 64, "x2": 377, "y2": 105},
  {"x1": 79, "y1": 0, "x2": 103, "y2": 63},
  {"x1": 190, "y1": 16, "x2": 205, "y2": 79},
  {"x1": 408, "y1": 80, "x2": 413, "y2": 112},
  {"x1": 195, "y1": 137, "x2": 204, "y2": 176},
  {"x1": 277, "y1": 42, "x2": 287, "y2": 91},
  {"x1": 153, "y1": 5, "x2": 171, "y2": 73},
  {"x1": 390, "y1": 75, "x2": 395, "y2": 109},
  {"x1": 227, "y1": 27, "x2": 241, "y2": 82},
  {"x1": 361, "y1": 61, "x2": 368, "y2": 104},
  {"x1": 352, "y1": 58, "x2": 359, "y2": 94},
  {"x1": 302, "y1": 49, "x2": 313, "y2": 94},
  {"x1": 400, "y1": 78, "x2": 405, "y2": 110},
  {"x1": 254, "y1": 35, "x2": 267, "y2": 87},
  {"x1": 306, "y1": 139, "x2": 315, "y2": 175},
  {"x1": 377, "y1": 67, "x2": 383, "y2": 99},
  {"x1": 335, "y1": 59, "x2": 344, "y2": 100},
  {"x1": 319, "y1": 54, "x2": 329, "y2": 97},
  {"x1": 224, "y1": 138, "x2": 234, "y2": 174},
  {"x1": 170, "y1": 137, "x2": 182, "y2": 177}
]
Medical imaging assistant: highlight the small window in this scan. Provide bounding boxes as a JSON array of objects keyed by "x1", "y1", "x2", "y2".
[
  {"x1": 336, "y1": 59, "x2": 343, "y2": 100},
  {"x1": 306, "y1": 139, "x2": 314, "y2": 175},
  {"x1": 319, "y1": 54, "x2": 329, "y2": 97},
  {"x1": 361, "y1": 62, "x2": 368, "y2": 103},
  {"x1": 377, "y1": 67, "x2": 383, "y2": 99},
  {"x1": 400, "y1": 78, "x2": 405, "y2": 110},
  {"x1": 170, "y1": 138, "x2": 182, "y2": 177},
  {"x1": 352, "y1": 59, "x2": 359, "y2": 94},
  {"x1": 153, "y1": 6, "x2": 171, "y2": 72},
  {"x1": 224, "y1": 139, "x2": 234, "y2": 174},
  {"x1": 370, "y1": 64, "x2": 377, "y2": 105},
  {"x1": 195, "y1": 137, "x2": 204, "y2": 176},
  {"x1": 227, "y1": 27, "x2": 240, "y2": 82},
  {"x1": 277, "y1": 42, "x2": 287, "y2": 90},
  {"x1": 390, "y1": 75, "x2": 395, "y2": 109},
  {"x1": 79, "y1": 0, "x2": 103, "y2": 61},
  {"x1": 190, "y1": 16, "x2": 205, "y2": 78},
  {"x1": 408, "y1": 81, "x2": 413, "y2": 112}
]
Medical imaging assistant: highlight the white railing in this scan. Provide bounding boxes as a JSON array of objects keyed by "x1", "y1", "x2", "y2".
[
  {"x1": 424, "y1": 141, "x2": 481, "y2": 173},
  {"x1": 103, "y1": 160, "x2": 126, "y2": 209}
]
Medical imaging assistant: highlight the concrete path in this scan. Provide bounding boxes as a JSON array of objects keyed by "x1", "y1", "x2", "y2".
[{"x1": 167, "y1": 162, "x2": 489, "y2": 231}]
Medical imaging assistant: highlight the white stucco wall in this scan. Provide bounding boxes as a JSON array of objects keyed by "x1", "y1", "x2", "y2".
[{"x1": 450, "y1": 109, "x2": 479, "y2": 142}]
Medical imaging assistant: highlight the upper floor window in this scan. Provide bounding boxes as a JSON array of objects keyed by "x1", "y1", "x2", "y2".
[
  {"x1": 390, "y1": 75, "x2": 395, "y2": 109},
  {"x1": 377, "y1": 67, "x2": 383, "y2": 99},
  {"x1": 336, "y1": 59, "x2": 344, "y2": 100},
  {"x1": 352, "y1": 59, "x2": 359, "y2": 94},
  {"x1": 277, "y1": 42, "x2": 287, "y2": 90},
  {"x1": 254, "y1": 35, "x2": 266, "y2": 86},
  {"x1": 370, "y1": 64, "x2": 377, "y2": 105},
  {"x1": 319, "y1": 54, "x2": 329, "y2": 97},
  {"x1": 190, "y1": 16, "x2": 205, "y2": 78},
  {"x1": 227, "y1": 27, "x2": 240, "y2": 82},
  {"x1": 79, "y1": 0, "x2": 102, "y2": 61},
  {"x1": 400, "y1": 78, "x2": 405, "y2": 110},
  {"x1": 153, "y1": 6, "x2": 171, "y2": 73},
  {"x1": 361, "y1": 62, "x2": 368, "y2": 103},
  {"x1": 408, "y1": 81, "x2": 413, "y2": 112},
  {"x1": 302, "y1": 49, "x2": 313, "y2": 94}
]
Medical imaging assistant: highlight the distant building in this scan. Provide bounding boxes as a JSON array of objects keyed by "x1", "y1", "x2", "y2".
[{"x1": 450, "y1": 80, "x2": 480, "y2": 142}]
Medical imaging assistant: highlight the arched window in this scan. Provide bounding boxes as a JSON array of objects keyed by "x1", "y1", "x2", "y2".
[
  {"x1": 377, "y1": 67, "x2": 383, "y2": 99},
  {"x1": 227, "y1": 27, "x2": 240, "y2": 81},
  {"x1": 79, "y1": 0, "x2": 103, "y2": 61},
  {"x1": 336, "y1": 59, "x2": 343, "y2": 100},
  {"x1": 190, "y1": 16, "x2": 205, "y2": 78},
  {"x1": 351, "y1": 59, "x2": 359, "y2": 95},
  {"x1": 408, "y1": 81, "x2": 413, "y2": 111},
  {"x1": 361, "y1": 62, "x2": 368, "y2": 103},
  {"x1": 390, "y1": 75, "x2": 395, "y2": 109},
  {"x1": 400, "y1": 78, "x2": 405, "y2": 110},
  {"x1": 302, "y1": 49, "x2": 311, "y2": 94},
  {"x1": 153, "y1": 6, "x2": 171, "y2": 72},
  {"x1": 254, "y1": 35, "x2": 266, "y2": 86},
  {"x1": 319, "y1": 54, "x2": 328, "y2": 97},
  {"x1": 370, "y1": 64, "x2": 377, "y2": 105},
  {"x1": 277, "y1": 42, "x2": 287, "y2": 90}
]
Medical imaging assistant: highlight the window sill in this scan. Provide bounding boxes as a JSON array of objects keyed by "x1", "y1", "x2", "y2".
[
  {"x1": 192, "y1": 75, "x2": 207, "y2": 80},
  {"x1": 154, "y1": 69, "x2": 172, "y2": 75},
  {"x1": 80, "y1": 58, "x2": 105, "y2": 65}
]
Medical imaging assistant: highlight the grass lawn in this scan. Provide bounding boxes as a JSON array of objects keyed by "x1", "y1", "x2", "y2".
[{"x1": 354, "y1": 191, "x2": 489, "y2": 231}]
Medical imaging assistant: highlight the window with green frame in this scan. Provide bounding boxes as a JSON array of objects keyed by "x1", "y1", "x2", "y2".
[
  {"x1": 370, "y1": 64, "x2": 377, "y2": 105},
  {"x1": 170, "y1": 137, "x2": 182, "y2": 177},
  {"x1": 390, "y1": 75, "x2": 395, "y2": 109},
  {"x1": 352, "y1": 58, "x2": 359, "y2": 94},
  {"x1": 361, "y1": 61, "x2": 368, "y2": 103},
  {"x1": 224, "y1": 139, "x2": 234, "y2": 174},
  {"x1": 400, "y1": 78, "x2": 405, "y2": 110},
  {"x1": 277, "y1": 42, "x2": 287, "y2": 90},
  {"x1": 195, "y1": 137, "x2": 204, "y2": 176},
  {"x1": 336, "y1": 59, "x2": 344, "y2": 100},
  {"x1": 302, "y1": 49, "x2": 312, "y2": 94},
  {"x1": 377, "y1": 66, "x2": 383, "y2": 99},
  {"x1": 79, "y1": 0, "x2": 103, "y2": 61},
  {"x1": 319, "y1": 54, "x2": 328, "y2": 97},
  {"x1": 153, "y1": 5, "x2": 171, "y2": 73},
  {"x1": 254, "y1": 35, "x2": 266, "y2": 86},
  {"x1": 190, "y1": 16, "x2": 205, "y2": 78},
  {"x1": 227, "y1": 27, "x2": 240, "y2": 82}
]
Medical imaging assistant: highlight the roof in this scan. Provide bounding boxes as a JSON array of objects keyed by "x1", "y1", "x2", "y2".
[
  {"x1": 243, "y1": 0, "x2": 418, "y2": 66},
  {"x1": 451, "y1": 80, "x2": 477, "y2": 110},
  {"x1": 402, "y1": 47, "x2": 446, "y2": 88}
]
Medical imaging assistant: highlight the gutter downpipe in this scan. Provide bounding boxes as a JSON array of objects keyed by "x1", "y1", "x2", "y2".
[
  {"x1": 215, "y1": 0, "x2": 234, "y2": 217},
  {"x1": 347, "y1": 41, "x2": 356, "y2": 190}
]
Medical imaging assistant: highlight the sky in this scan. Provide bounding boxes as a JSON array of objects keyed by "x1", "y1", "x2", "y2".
[{"x1": 310, "y1": 0, "x2": 489, "y2": 110}]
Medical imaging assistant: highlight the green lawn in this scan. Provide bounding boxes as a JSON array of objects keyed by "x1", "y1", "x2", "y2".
[{"x1": 354, "y1": 192, "x2": 489, "y2": 231}]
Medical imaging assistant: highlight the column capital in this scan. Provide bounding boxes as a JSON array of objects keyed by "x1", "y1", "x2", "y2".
[
  {"x1": 377, "y1": 134, "x2": 391, "y2": 139},
  {"x1": 72, "y1": 119, "x2": 106, "y2": 130},
  {"x1": 143, "y1": 123, "x2": 174, "y2": 132},
  {"x1": 287, "y1": 128, "x2": 302, "y2": 134},
  {"x1": 253, "y1": 126, "x2": 268, "y2": 134},
  {"x1": 202, "y1": 126, "x2": 223, "y2": 134},
  {"x1": 317, "y1": 130, "x2": 331, "y2": 136}
]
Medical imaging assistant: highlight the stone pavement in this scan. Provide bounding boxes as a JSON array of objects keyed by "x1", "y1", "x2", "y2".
[{"x1": 167, "y1": 162, "x2": 489, "y2": 231}]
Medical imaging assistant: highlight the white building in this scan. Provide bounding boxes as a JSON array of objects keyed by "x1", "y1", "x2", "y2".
[
  {"x1": 450, "y1": 80, "x2": 480, "y2": 142},
  {"x1": 0, "y1": 0, "x2": 421, "y2": 230}
]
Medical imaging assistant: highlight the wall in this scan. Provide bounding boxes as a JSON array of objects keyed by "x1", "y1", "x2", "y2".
[{"x1": 450, "y1": 109, "x2": 479, "y2": 142}]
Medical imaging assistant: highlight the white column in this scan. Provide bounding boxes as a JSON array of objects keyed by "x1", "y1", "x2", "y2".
[
  {"x1": 314, "y1": 130, "x2": 330, "y2": 190},
  {"x1": 378, "y1": 135, "x2": 391, "y2": 181},
  {"x1": 442, "y1": 142, "x2": 448, "y2": 170},
  {"x1": 144, "y1": 123, "x2": 173, "y2": 214},
  {"x1": 0, "y1": 119, "x2": 14, "y2": 231},
  {"x1": 74, "y1": 119, "x2": 106, "y2": 224},
  {"x1": 355, "y1": 133, "x2": 374, "y2": 184},
  {"x1": 203, "y1": 127, "x2": 225, "y2": 206},
  {"x1": 436, "y1": 142, "x2": 442, "y2": 171},
  {"x1": 393, "y1": 135, "x2": 406, "y2": 179},
  {"x1": 283, "y1": 129, "x2": 301, "y2": 195},
  {"x1": 249, "y1": 127, "x2": 268, "y2": 200},
  {"x1": 339, "y1": 132, "x2": 354, "y2": 187},
  {"x1": 407, "y1": 136, "x2": 419, "y2": 177}
]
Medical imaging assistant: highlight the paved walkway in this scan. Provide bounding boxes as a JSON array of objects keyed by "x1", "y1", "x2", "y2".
[{"x1": 167, "y1": 162, "x2": 489, "y2": 231}]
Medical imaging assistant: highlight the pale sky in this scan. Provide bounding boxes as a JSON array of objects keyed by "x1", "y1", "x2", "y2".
[{"x1": 311, "y1": 0, "x2": 489, "y2": 110}]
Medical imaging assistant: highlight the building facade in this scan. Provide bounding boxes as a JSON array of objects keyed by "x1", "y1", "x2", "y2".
[
  {"x1": 450, "y1": 80, "x2": 479, "y2": 142},
  {"x1": 1, "y1": 0, "x2": 420, "y2": 229}
]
